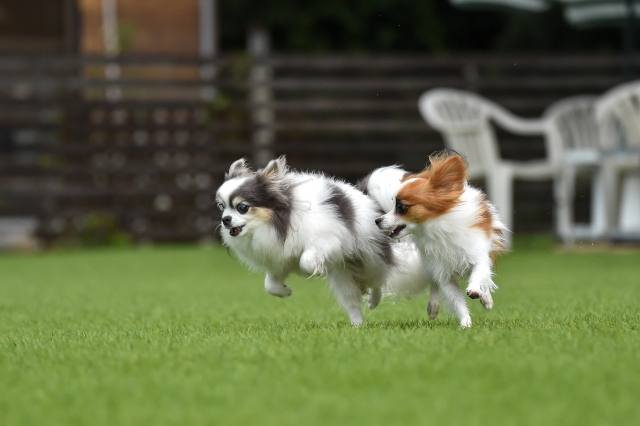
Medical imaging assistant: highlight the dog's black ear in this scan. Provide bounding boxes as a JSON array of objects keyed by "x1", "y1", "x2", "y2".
[
  {"x1": 225, "y1": 158, "x2": 252, "y2": 180},
  {"x1": 260, "y1": 155, "x2": 287, "y2": 180}
]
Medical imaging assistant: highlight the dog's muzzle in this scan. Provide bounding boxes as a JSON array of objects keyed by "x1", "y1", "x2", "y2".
[{"x1": 222, "y1": 215, "x2": 244, "y2": 237}]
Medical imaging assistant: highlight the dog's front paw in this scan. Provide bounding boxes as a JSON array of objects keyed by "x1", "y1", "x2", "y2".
[
  {"x1": 266, "y1": 284, "x2": 292, "y2": 298},
  {"x1": 300, "y1": 249, "x2": 326, "y2": 276},
  {"x1": 466, "y1": 288, "x2": 482, "y2": 299},
  {"x1": 265, "y1": 275, "x2": 293, "y2": 298}
]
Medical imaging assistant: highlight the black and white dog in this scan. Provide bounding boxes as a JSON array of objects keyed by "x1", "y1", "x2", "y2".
[{"x1": 216, "y1": 156, "x2": 425, "y2": 325}]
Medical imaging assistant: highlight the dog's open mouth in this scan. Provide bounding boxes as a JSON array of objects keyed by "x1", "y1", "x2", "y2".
[
  {"x1": 229, "y1": 226, "x2": 244, "y2": 237},
  {"x1": 389, "y1": 225, "x2": 406, "y2": 238}
]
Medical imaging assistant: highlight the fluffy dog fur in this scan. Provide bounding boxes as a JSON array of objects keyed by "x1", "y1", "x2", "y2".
[
  {"x1": 370, "y1": 153, "x2": 508, "y2": 328},
  {"x1": 216, "y1": 156, "x2": 399, "y2": 326},
  {"x1": 357, "y1": 166, "x2": 439, "y2": 316}
]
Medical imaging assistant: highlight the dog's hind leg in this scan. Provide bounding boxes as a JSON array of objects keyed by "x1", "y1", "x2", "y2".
[
  {"x1": 427, "y1": 281, "x2": 440, "y2": 320},
  {"x1": 264, "y1": 273, "x2": 292, "y2": 298},
  {"x1": 439, "y1": 278, "x2": 471, "y2": 328},
  {"x1": 328, "y1": 270, "x2": 364, "y2": 326},
  {"x1": 364, "y1": 261, "x2": 386, "y2": 310}
]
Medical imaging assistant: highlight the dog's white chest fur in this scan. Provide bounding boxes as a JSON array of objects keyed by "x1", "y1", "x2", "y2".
[{"x1": 412, "y1": 189, "x2": 492, "y2": 280}]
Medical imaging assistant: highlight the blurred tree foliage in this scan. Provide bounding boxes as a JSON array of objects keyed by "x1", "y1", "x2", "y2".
[
  {"x1": 492, "y1": 5, "x2": 622, "y2": 51},
  {"x1": 220, "y1": 1, "x2": 622, "y2": 52},
  {"x1": 221, "y1": 0, "x2": 446, "y2": 52},
  {"x1": 76, "y1": 213, "x2": 131, "y2": 248}
]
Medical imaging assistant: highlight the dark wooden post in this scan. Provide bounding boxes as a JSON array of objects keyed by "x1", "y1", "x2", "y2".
[{"x1": 248, "y1": 27, "x2": 274, "y2": 168}]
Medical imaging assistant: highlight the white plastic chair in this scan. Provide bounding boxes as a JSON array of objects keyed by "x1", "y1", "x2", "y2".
[
  {"x1": 594, "y1": 80, "x2": 640, "y2": 238},
  {"x1": 542, "y1": 96, "x2": 608, "y2": 243},
  {"x1": 418, "y1": 88, "x2": 556, "y2": 248}
]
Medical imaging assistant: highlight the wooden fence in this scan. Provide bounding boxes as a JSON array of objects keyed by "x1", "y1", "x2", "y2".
[{"x1": 0, "y1": 53, "x2": 636, "y2": 244}]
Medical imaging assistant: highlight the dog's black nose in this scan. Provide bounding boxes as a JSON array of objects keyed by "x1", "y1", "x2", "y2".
[
  {"x1": 222, "y1": 216, "x2": 232, "y2": 227},
  {"x1": 375, "y1": 217, "x2": 382, "y2": 227}
]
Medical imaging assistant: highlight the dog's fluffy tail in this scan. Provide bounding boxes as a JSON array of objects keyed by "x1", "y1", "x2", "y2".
[
  {"x1": 361, "y1": 165, "x2": 407, "y2": 213},
  {"x1": 383, "y1": 239, "x2": 431, "y2": 298}
]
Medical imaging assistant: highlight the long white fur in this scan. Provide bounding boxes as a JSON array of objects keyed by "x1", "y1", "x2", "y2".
[
  {"x1": 217, "y1": 157, "x2": 403, "y2": 326},
  {"x1": 363, "y1": 166, "x2": 441, "y2": 319},
  {"x1": 366, "y1": 166, "x2": 408, "y2": 213},
  {"x1": 368, "y1": 166, "x2": 508, "y2": 328}
]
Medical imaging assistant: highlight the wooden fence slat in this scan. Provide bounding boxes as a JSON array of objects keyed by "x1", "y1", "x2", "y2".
[{"x1": 1, "y1": 52, "x2": 637, "y2": 243}]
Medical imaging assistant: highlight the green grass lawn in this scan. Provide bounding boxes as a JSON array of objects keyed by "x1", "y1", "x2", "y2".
[{"x1": 1, "y1": 236, "x2": 639, "y2": 426}]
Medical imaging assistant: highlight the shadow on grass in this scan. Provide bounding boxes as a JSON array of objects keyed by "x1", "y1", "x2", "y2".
[{"x1": 283, "y1": 312, "x2": 639, "y2": 333}]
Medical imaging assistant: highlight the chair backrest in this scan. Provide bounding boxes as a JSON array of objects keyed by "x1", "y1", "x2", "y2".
[
  {"x1": 418, "y1": 88, "x2": 502, "y2": 178},
  {"x1": 542, "y1": 96, "x2": 601, "y2": 162},
  {"x1": 595, "y1": 80, "x2": 640, "y2": 150}
]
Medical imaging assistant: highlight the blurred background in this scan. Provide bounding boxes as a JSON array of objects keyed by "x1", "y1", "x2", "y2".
[{"x1": 0, "y1": 0, "x2": 638, "y2": 249}]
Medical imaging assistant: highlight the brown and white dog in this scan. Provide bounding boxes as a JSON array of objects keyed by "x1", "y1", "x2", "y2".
[{"x1": 370, "y1": 153, "x2": 508, "y2": 328}]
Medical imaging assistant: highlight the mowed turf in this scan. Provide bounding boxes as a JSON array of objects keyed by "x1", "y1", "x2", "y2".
[{"x1": 1, "y1": 236, "x2": 639, "y2": 426}]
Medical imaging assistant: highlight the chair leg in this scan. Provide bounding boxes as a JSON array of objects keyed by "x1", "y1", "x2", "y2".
[
  {"x1": 555, "y1": 166, "x2": 576, "y2": 244},
  {"x1": 598, "y1": 161, "x2": 620, "y2": 237},
  {"x1": 487, "y1": 169, "x2": 513, "y2": 249},
  {"x1": 591, "y1": 168, "x2": 608, "y2": 239},
  {"x1": 619, "y1": 172, "x2": 640, "y2": 232}
]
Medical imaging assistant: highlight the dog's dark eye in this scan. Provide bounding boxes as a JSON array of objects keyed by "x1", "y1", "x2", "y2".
[
  {"x1": 396, "y1": 199, "x2": 409, "y2": 215},
  {"x1": 236, "y1": 202, "x2": 249, "y2": 214},
  {"x1": 216, "y1": 203, "x2": 224, "y2": 212}
]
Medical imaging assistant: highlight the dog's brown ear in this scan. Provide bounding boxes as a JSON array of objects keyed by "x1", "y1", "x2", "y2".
[
  {"x1": 260, "y1": 155, "x2": 287, "y2": 180},
  {"x1": 428, "y1": 154, "x2": 467, "y2": 195},
  {"x1": 225, "y1": 158, "x2": 252, "y2": 180}
]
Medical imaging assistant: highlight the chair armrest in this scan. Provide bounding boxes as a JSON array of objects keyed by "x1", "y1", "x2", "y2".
[{"x1": 490, "y1": 106, "x2": 547, "y2": 136}]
